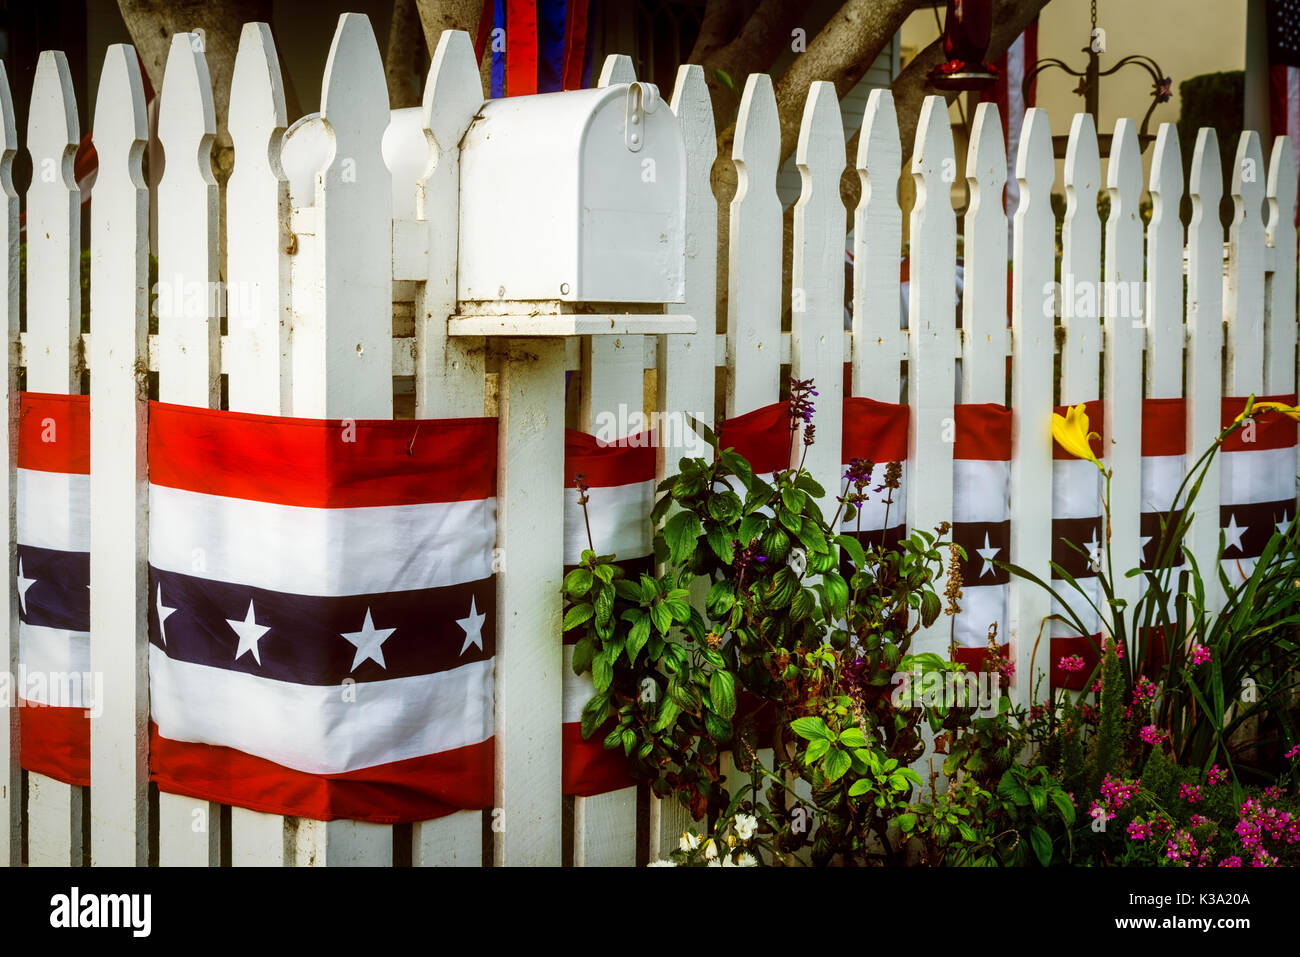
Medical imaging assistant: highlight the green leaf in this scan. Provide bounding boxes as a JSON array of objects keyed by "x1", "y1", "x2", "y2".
[
  {"x1": 651, "y1": 699, "x2": 680, "y2": 733},
  {"x1": 591, "y1": 653, "x2": 613, "y2": 693},
  {"x1": 594, "y1": 584, "x2": 614, "y2": 626},
  {"x1": 649, "y1": 601, "x2": 673, "y2": 635},
  {"x1": 563, "y1": 566, "x2": 593, "y2": 597},
  {"x1": 822, "y1": 572, "x2": 849, "y2": 618},
  {"x1": 1049, "y1": 790, "x2": 1076, "y2": 827},
  {"x1": 709, "y1": 670, "x2": 737, "y2": 719},
  {"x1": 839, "y1": 727, "x2": 868, "y2": 748},
  {"x1": 920, "y1": 590, "x2": 942, "y2": 628},
  {"x1": 571, "y1": 636, "x2": 595, "y2": 675},
  {"x1": 562, "y1": 602, "x2": 594, "y2": 631},
  {"x1": 706, "y1": 581, "x2": 736, "y2": 615},
  {"x1": 627, "y1": 615, "x2": 652, "y2": 664},
  {"x1": 613, "y1": 578, "x2": 643, "y2": 602},
  {"x1": 664, "y1": 511, "x2": 703, "y2": 566},
  {"x1": 804, "y1": 737, "x2": 832, "y2": 764},
  {"x1": 738, "y1": 513, "x2": 766, "y2": 547},
  {"x1": 706, "y1": 526, "x2": 734, "y2": 563},
  {"x1": 781, "y1": 487, "x2": 806, "y2": 514},
  {"x1": 823, "y1": 748, "x2": 851, "y2": 783},
  {"x1": 896, "y1": 812, "x2": 917, "y2": 833},
  {"x1": 580, "y1": 693, "x2": 610, "y2": 739},
  {"x1": 778, "y1": 508, "x2": 802, "y2": 535},
  {"x1": 621, "y1": 728, "x2": 637, "y2": 756},
  {"x1": 704, "y1": 710, "x2": 733, "y2": 742},
  {"x1": 1028, "y1": 784, "x2": 1047, "y2": 815},
  {"x1": 791, "y1": 716, "x2": 832, "y2": 741},
  {"x1": 1028, "y1": 826, "x2": 1052, "y2": 866}
]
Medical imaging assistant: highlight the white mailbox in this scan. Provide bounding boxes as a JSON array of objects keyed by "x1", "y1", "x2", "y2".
[{"x1": 457, "y1": 82, "x2": 686, "y2": 305}]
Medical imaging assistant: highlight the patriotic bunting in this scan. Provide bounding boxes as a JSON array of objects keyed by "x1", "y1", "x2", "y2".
[
  {"x1": 1219, "y1": 394, "x2": 1299, "y2": 585},
  {"x1": 1050, "y1": 400, "x2": 1105, "y2": 690},
  {"x1": 839, "y1": 397, "x2": 909, "y2": 552},
  {"x1": 480, "y1": 0, "x2": 595, "y2": 98},
  {"x1": 951, "y1": 403, "x2": 1012, "y2": 670},
  {"x1": 562, "y1": 429, "x2": 651, "y2": 796},
  {"x1": 15, "y1": 392, "x2": 92, "y2": 787},
  {"x1": 146, "y1": 403, "x2": 497, "y2": 823}
]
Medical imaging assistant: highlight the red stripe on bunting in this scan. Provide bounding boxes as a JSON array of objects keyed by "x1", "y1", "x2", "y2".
[
  {"x1": 1142, "y1": 397, "x2": 1186, "y2": 456},
  {"x1": 564, "y1": 429, "x2": 656, "y2": 488},
  {"x1": 843, "y1": 396, "x2": 909, "y2": 462},
  {"x1": 151, "y1": 725, "x2": 494, "y2": 824},
  {"x1": 1220, "y1": 393, "x2": 1299, "y2": 451},
  {"x1": 952, "y1": 642, "x2": 1009, "y2": 672},
  {"x1": 953, "y1": 403, "x2": 1012, "y2": 460},
  {"x1": 719, "y1": 402, "x2": 792, "y2": 474},
  {"x1": 18, "y1": 393, "x2": 90, "y2": 475},
  {"x1": 147, "y1": 401, "x2": 497, "y2": 507},
  {"x1": 1052, "y1": 399, "x2": 1105, "y2": 460},
  {"x1": 19, "y1": 703, "x2": 90, "y2": 787},
  {"x1": 1050, "y1": 634, "x2": 1099, "y2": 691},
  {"x1": 506, "y1": 0, "x2": 538, "y2": 95},
  {"x1": 563, "y1": 724, "x2": 635, "y2": 797}
]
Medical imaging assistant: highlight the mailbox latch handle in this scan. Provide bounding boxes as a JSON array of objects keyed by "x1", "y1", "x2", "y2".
[{"x1": 625, "y1": 82, "x2": 660, "y2": 153}]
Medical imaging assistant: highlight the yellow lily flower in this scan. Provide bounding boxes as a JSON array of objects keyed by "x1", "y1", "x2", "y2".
[
  {"x1": 1051, "y1": 403, "x2": 1103, "y2": 470},
  {"x1": 1232, "y1": 399, "x2": 1300, "y2": 425}
]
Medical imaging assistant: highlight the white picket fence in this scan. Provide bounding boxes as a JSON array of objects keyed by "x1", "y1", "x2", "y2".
[{"x1": 0, "y1": 12, "x2": 1295, "y2": 867}]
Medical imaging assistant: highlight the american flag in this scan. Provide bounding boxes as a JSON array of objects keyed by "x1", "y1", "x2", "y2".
[
  {"x1": 1218, "y1": 394, "x2": 1299, "y2": 585},
  {"x1": 146, "y1": 403, "x2": 497, "y2": 823}
]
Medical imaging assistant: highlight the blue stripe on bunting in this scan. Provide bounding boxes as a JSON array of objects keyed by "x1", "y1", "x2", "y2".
[{"x1": 17, "y1": 543, "x2": 89, "y2": 632}]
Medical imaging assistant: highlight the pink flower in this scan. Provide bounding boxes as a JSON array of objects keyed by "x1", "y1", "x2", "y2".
[
  {"x1": 1220, "y1": 856, "x2": 1242, "y2": 867},
  {"x1": 1189, "y1": 815, "x2": 1210, "y2": 827},
  {"x1": 1179, "y1": 783, "x2": 1204, "y2": 804},
  {"x1": 1140, "y1": 725, "x2": 1168, "y2": 746},
  {"x1": 1207, "y1": 764, "x2": 1226, "y2": 786},
  {"x1": 1285, "y1": 743, "x2": 1300, "y2": 760},
  {"x1": 1058, "y1": 654, "x2": 1085, "y2": 673},
  {"x1": 1191, "y1": 644, "x2": 1212, "y2": 665},
  {"x1": 1127, "y1": 820, "x2": 1151, "y2": 841}
]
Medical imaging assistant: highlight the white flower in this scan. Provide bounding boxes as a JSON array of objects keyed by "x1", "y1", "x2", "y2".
[
  {"x1": 647, "y1": 859, "x2": 677, "y2": 867},
  {"x1": 703, "y1": 838, "x2": 718, "y2": 860},
  {"x1": 679, "y1": 831, "x2": 700, "y2": 852},
  {"x1": 733, "y1": 812, "x2": 758, "y2": 841},
  {"x1": 721, "y1": 853, "x2": 736, "y2": 867},
  {"x1": 735, "y1": 851, "x2": 757, "y2": 867},
  {"x1": 707, "y1": 859, "x2": 722, "y2": 867}
]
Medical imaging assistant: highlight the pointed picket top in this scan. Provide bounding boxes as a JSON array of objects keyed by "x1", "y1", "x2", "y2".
[
  {"x1": 1226, "y1": 130, "x2": 1266, "y2": 392},
  {"x1": 27, "y1": 50, "x2": 78, "y2": 164},
  {"x1": 1060, "y1": 112, "x2": 1100, "y2": 401},
  {"x1": 1146, "y1": 123, "x2": 1184, "y2": 397},
  {"x1": 0, "y1": 61, "x2": 17, "y2": 166},
  {"x1": 1014, "y1": 105, "x2": 1055, "y2": 200},
  {"x1": 670, "y1": 64, "x2": 716, "y2": 167},
  {"x1": 1190, "y1": 126, "x2": 1223, "y2": 205},
  {"x1": 733, "y1": 73, "x2": 780, "y2": 187},
  {"x1": 961, "y1": 101, "x2": 1007, "y2": 403},
  {"x1": 851, "y1": 88, "x2": 901, "y2": 401},
  {"x1": 1265, "y1": 135, "x2": 1298, "y2": 393},
  {"x1": 598, "y1": 54, "x2": 635, "y2": 87},
  {"x1": 94, "y1": 43, "x2": 149, "y2": 161},
  {"x1": 319, "y1": 13, "x2": 389, "y2": 190},
  {"x1": 157, "y1": 33, "x2": 217, "y2": 169},
  {"x1": 229, "y1": 22, "x2": 288, "y2": 172},
  {"x1": 911, "y1": 94, "x2": 954, "y2": 189},
  {"x1": 795, "y1": 79, "x2": 843, "y2": 173},
  {"x1": 1106, "y1": 118, "x2": 1143, "y2": 223},
  {"x1": 423, "y1": 29, "x2": 483, "y2": 154}
]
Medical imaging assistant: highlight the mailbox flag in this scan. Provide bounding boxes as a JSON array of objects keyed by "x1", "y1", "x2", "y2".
[
  {"x1": 478, "y1": 0, "x2": 595, "y2": 98},
  {"x1": 146, "y1": 403, "x2": 497, "y2": 823},
  {"x1": 15, "y1": 392, "x2": 92, "y2": 786}
]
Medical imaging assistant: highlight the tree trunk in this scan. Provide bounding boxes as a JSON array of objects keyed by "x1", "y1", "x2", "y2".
[
  {"x1": 414, "y1": 0, "x2": 488, "y2": 94},
  {"x1": 387, "y1": 0, "x2": 424, "y2": 108}
]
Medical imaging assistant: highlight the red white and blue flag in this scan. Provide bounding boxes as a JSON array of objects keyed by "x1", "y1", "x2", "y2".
[
  {"x1": 16, "y1": 392, "x2": 92, "y2": 786},
  {"x1": 478, "y1": 0, "x2": 596, "y2": 98},
  {"x1": 146, "y1": 403, "x2": 497, "y2": 823},
  {"x1": 1219, "y1": 394, "x2": 1298, "y2": 584}
]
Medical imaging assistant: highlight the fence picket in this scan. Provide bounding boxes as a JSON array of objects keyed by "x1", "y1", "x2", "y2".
[
  {"x1": 290, "y1": 12, "x2": 394, "y2": 867},
  {"x1": 1185, "y1": 130, "x2": 1224, "y2": 613},
  {"x1": 1266, "y1": 136, "x2": 1297, "y2": 396},
  {"x1": 0, "y1": 61, "x2": 16, "y2": 869},
  {"x1": 1226, "y1": 132, "x2": 1266, "y2": 393},
  {"x1": 905, "y1": 95, "x2": 956, "y2": 661},
  {"x1": 1007, "y1": 108, "x2": 1055, "y2": 707},
  {"x1": 222, "y1": 22, "x2": 296, "y2": 868},
  {"x1": 410, "y1": 29, "x2": 487, "y2": 868},
  {"x1": 1146, "y1": 124, "x2": 1184, "y2": 399},
  {"x1": 154, "y1": 32, "x2": 223, "y2": 867},
  {"x1": 727, "y1": 74, "x2": 781, "y2": 416},
  {"x1": 852, "y1": 90, "x2": 901, "y2": 402},
  {"x1": 87, "y1": 43, "x2": 150, "y2": 868},
  {"x1": 791, "y1": 80, "x2": 845, "y2": 523},
  {"x1": 23, "y1": 48, "x2": 84, "y2": 868},
  {"x1": 1102, "y1": 119, "x2": 1145, "y2": 636},
  {"x1": 1061, "y1": 113, "x2": 1101, "y2": 404},
  {"x1": 648, "y1": 63, "x2": 717, "y2": 861},
  {"x1": 961, "y1": 102, "x2": 1008, "y2": 404}
]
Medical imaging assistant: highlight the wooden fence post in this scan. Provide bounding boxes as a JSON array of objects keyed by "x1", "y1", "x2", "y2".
[
  {"x1": 88, "y1": 43, "x2": 151, "y2": 868},
  {"x1": 0, "y1": 62, "x2": 18, "y2": 868},
  {"x1": 23, "y1": 48, "x2": 84, "y2": 867},
  {"x1": 961, "y1": 102, "x2": 1008, "y2": 407},
  {"x1": 852, "y1": 90, "x2": 901, "y2": 403}
]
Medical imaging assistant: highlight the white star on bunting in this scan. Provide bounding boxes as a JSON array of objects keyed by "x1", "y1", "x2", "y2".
[
  {"x1": 1138, "y1": 535, "x2": 1153, "y2": 561},
  {"x1": 976, "y1": 532, "x2": 1000, "y2": 578},
  {"x1": 15, "y1": 557, "x2": 36, "y2": 616},
  {"x1": 341, "y1": 607, "x2": 396, "y2": 671},
  {"x1": 1084, "y1": 529, "x2": 1102, "y2": 572},
  {"x1": 1277, "y1": 511, "x2": 1293, "y2": 536},
  {"x1": 457, "y1": 596, "x2": 486, "y2": 656},
  {"x1": 227, "y1": 600, "x2": 271, "y2": 665},
  {"x1": 156, "y1": 583, "x2": 177, "y2": 645},
  {"x1": 1222, "y1": 513, "x2": 1247, "y2": 553}
]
